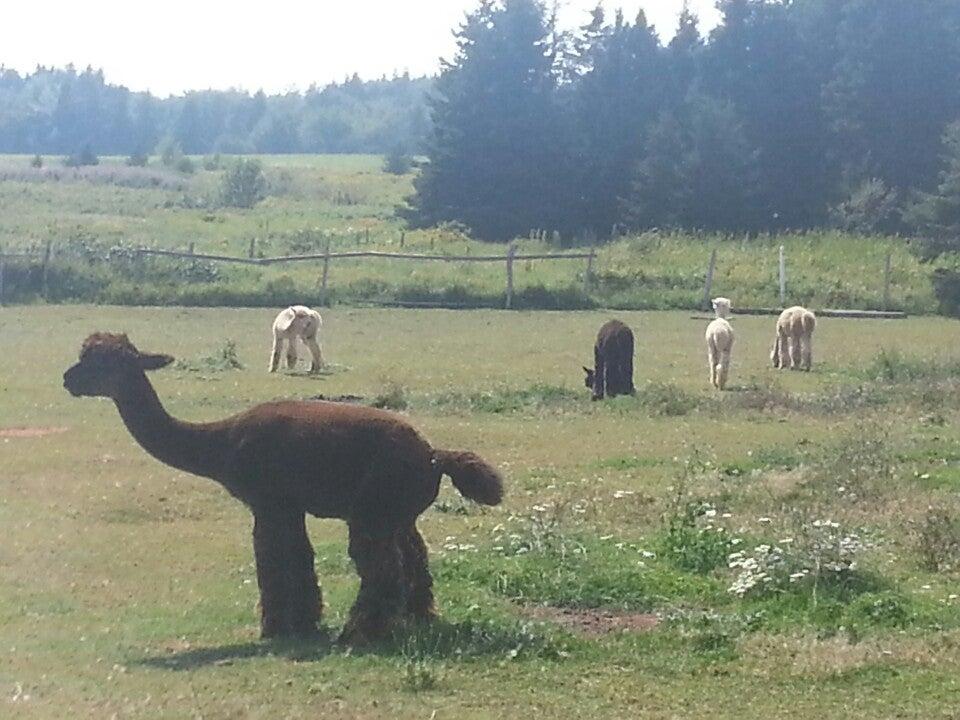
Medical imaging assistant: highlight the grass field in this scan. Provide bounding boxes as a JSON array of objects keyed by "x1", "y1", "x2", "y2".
[
  {"x1": 2, "y1": 305, "x2": 960, "y2": 718},
  {"x1": 0, "y1": 154, "x2": 954, "y2": 312}
]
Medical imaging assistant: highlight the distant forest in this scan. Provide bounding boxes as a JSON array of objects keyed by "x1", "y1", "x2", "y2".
[
  {"x1": 405, "y1": 0, "x2": 960, "y2": 240},
  {"x1": 0, "y1": 67, "x2": 431, "y2": 155}
]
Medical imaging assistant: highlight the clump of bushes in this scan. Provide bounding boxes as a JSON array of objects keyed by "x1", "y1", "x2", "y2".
[{"x1": 220, "y1": 158, "x2": 267, "y2": 208}]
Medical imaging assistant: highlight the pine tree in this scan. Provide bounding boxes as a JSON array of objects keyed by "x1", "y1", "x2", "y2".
[
  {"x1": 624, "y1": 91, "x2": 758, "y2": 232},
  {"x1": 905, "y1": 122, "x2": 960, "y2": 253},
  {"x1": 402, "y1": 0, "x2": 567, "y2": 240},
  {"x1": 567, "y1": 8, "x2": 665, "y2": 237},
  {"x1": 825, "y1": 0, "x2": 960, "y2": 193}
]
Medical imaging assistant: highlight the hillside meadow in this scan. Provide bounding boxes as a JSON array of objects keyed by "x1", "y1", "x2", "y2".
[
  {"x1": 1, "y1": 305, "x2": 960, "y2": 718},
  {"x1": 0, "y1": 154, "x2": 952, "y2": 312}
]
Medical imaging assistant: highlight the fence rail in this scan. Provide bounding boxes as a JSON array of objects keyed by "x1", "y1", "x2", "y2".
[
  {"x1": 0, "y1": 242, "x2": 906, "y2": 314},
  {"x1": 0, "y1": 243, "x2": 597, "y2": 309}
]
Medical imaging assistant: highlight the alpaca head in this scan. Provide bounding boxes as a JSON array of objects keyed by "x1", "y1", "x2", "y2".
[
  {"x1": 63, "y1": 333, "x2": 174, "y2": 399},
  {"x1": 711, "y1": 297, "x2": 732, "y2": 318},
  {"x1": 582, "y1": 366, "x2": 595, "y2": 389}
]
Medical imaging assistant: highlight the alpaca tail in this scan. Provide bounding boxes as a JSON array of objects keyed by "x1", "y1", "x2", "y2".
[{"x1": 433, "y1": 449, "x2": 504, "y2": 506}]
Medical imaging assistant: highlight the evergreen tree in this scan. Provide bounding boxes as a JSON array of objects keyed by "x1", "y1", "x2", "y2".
[
  {"x1": 905, "y1": 121, "x2": 960, "y2": 254},
  {"x1": 825, "y1": 0, "x2": 960, "y2": 193},
  {"x1": 703, "y1": 0, "x2": 835, "y2": 228},
  {"x1": 566, "y1": 8, "x2": 665, "y2": 237},
  {"x1": 403, "y1": 0, "x2": 567, "y2": 240},
  {"x1": 624, "y1": 91, "x2": 758, "y2": 232}
]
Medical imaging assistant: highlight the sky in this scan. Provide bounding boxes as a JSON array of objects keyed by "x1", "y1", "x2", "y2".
[{"x1": 0, "y1": 1, "x2": 720, "y2": 97}]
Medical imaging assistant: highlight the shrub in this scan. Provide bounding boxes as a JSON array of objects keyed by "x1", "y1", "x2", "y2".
[
  {"x1": 930, "y1": 268, "x2": 960, "y2": 317},
  {"x1": 371, "y1": 383, "x2": 409, "y2": 411},
  {"x1": 30, "y1": 154, "x2": 43, "y2": 169},
  {"x1": 384, "y1": 146, "x2": 413, "y2": 175},
  {"x1": 220, "y1": 158, "x2": 267, "y2": 208},
  {"x1": 830, "y1": 178, "x2": 901, "y2": 234},
  {"x1": 175, "y1": 155, "x2": 195, "y2": 174},
  {"x1": 63, "y1": 146, "x2": 99, "y2": 167},
  {"x1": 913, "y1": 508, "x2": 960, "y2": 573},
  {"x1": 125, "y1": 152, "x2": 149, "y2": 167},
  {"x1": 659, "y1": 500, "x2": 732, "y2": 574}
]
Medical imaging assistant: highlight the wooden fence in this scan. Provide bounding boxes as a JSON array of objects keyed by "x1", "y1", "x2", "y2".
[
  {"x1": 0, "y1": 240, "x2": 905, "y2": 315},
  {"x1": 0, "y1": 241, "x2": 596, "y2": 309}
]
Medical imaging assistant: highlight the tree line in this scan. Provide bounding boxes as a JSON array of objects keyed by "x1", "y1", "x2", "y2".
[
  {"x1": 0, "y1": 66, "x2": 431, "y2": 156},
  {"x1": 405, "y1": 0, "x2": 960, "y2": 241}
]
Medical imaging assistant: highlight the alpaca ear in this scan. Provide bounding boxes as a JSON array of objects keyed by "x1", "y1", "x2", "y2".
[
  {"x1": 583, "y1": 366, "x2": 591, "y2": 375},
  {"x1": 139, "y1": 353, "x2": 175, "y2": 371}
]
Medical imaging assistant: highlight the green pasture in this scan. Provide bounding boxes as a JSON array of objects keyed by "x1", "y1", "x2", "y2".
[
  {"x1": 0, "y1": 154, "x2": 952, "y2": 311},
  {"x1": 1, "y1": 306, "x2": 959, "y2": 718}
]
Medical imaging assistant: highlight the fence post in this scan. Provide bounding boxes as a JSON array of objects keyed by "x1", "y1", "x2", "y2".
[
  {"x1": 42, "y1": 239, "x2": 52, "y2": 300},
  {"x1": 505, "y1": 241, "x2": 517, "y2": 309},
  {"x1": 321, "y1": 239, "x2": 332, "y2": 305},
  {"x1": 701, "y1": 247, "x2": 718, "y2": 310},
  {"x1": 248, "y1": 237, "x2": 256, "y2": 259},
  {"x1": 399, "y1": 231, "x2": 405, "y2": 248},
  {"x1": 188, "y1": 241, "x2": 195, "y2": 255},
  {"x1": 883, "y1": 252, "x2": 892, "y2": 310},
  {"x1": 778, "y1": 244, "x2": 786, "y2": 306},
  {"x1": 584, "y1": 244, "x2": 596, "y2": 293},
  {"x1": 0, "y1": 244, "x2": 5, "y2": 307}
]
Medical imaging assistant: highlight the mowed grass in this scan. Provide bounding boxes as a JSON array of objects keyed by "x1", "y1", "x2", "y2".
[
  {"x1": 2, "y1": 306, "x2": 960, "y2": 718},
  {"x1": 0, "y1": 153, "x2": 954, "y2": 311}
]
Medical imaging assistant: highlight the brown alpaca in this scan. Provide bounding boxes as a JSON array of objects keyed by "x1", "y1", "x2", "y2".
[
  {"x1": 582, "y1": 319, "x2": 635, "y2": 400},
  {"x1": 63, "y1": 333, "x2": 504, "y2": 644}
]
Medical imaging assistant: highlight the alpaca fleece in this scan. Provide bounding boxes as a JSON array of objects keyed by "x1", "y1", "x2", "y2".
[
  {"x1": 270, "y1": 305, "x2": 323, "y2": 373},
  {"x1": 772, "y1": 305, "x2": 816, "y2": 371},
  {"x1": 64, "y1": 332, "x2": 504, "y2": 644},
  {"x1": 584, "y1": 319, "x2": 635, "y2": 400}
]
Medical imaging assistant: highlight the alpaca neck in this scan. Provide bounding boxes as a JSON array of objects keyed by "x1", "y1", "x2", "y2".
[{"x1": 113, "y1": 374, "x2": 226, "y2": 481}]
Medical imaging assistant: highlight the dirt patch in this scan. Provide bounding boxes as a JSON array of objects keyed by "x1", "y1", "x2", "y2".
[
  {"x1": 0, "y1": 426, "x2": 68, "y2": 439},
  {"x1": 308, "y1": 394, "x2": 366, "y2": 404},
  {"x1": 527, "y1": 606, "x2": 660, "y2": 636}
]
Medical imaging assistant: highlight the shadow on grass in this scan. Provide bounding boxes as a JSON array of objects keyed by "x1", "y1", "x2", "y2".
[
  {"x1": 135, "y1": 628, "x2": 338, "y2": 671},
  {"x1": 135, "y1": 616, "x2": 566, "y2": 670}
]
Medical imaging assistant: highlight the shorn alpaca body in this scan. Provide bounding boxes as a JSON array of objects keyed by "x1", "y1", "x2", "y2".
[
  {"x1": 705, "y1": 297, "x2": 735, "y2": 390},
  {"x1": 772, "y1": 305, "x2": 816, "y2": 371},
  {"x1": 583, "y1": 319, "x2": 635, "y2": 400},
  {"x1": 64, "y1": 333, "x2": 503, "y2": 644},
  {"x1": 270, "y1": 305, "x2": 323, "y2": 373}
]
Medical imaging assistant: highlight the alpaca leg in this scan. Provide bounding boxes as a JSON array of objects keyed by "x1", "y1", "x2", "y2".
[
  {"x1": 287, "y1": 513, "x2": 323, "y2": 635},
  {"x1": 790, "y1": 334, "x2": 802, "y2": 370},
  {"x1": 253, "y1": 510, "x2": 292, "y2": 638},
  {"x1": 253, "y1": 509, "x2": 321, "y2": 638},
  {"x1": 400, "y1": 524, "x2": 436, "y2": 622},
  {"x1": 801, "y1": 333, "x2": 813, "y2": 371},
  {"x1": 718, "y1": 350, "x2": 731, "y2": 390},
  {"x1": 304, "y1": 334, "x2": 324, "y2": 373},
  {"x1": 772, "y1": 335, "x2": 781, "y2": 369},
  {"x1": 624, "y1": 352, "x2": 635, "y2": 395},
  {"x1": 340, "y1": 525, "x2": 406, "y2": 645},
  {"x1": 269, "y1": 335, "x2": 283, "y2": 373},
  {"x1": 593, "y1": 347, "x2": 606, "y2": 400},
  {"x1": 708, "y1": 344, "x2": 718, "y2": 388},
  {"x1": 777, "y1": 332, "x2": 791, "y2": 369},
  {"x1": 286, "y1": 337, "x2": 299, "y2": 369}
]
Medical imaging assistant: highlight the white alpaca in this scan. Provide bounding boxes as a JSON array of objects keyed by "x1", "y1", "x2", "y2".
[
  {"x1": 705, "y1": 297, "x2": 735, "y2": 390},
  {"x1": 269, "y1": 305, "x2": 324, "y2": 373},
  {"x1": 772, "y1": 305, "x2": 816, "y2": 371}
]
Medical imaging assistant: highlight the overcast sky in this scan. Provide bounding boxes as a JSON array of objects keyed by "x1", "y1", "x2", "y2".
[{"x1": 0, "y1": 1, "x2": 720, "y2": 97}]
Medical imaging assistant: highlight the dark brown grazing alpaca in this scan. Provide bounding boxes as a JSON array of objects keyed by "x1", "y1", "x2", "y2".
[
  {"x1": 63, "y1": 333, "x2": 504, "y2": 644},
  {"x1": 583, "y1": 319, "x2": 635, "y2": 400}
]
